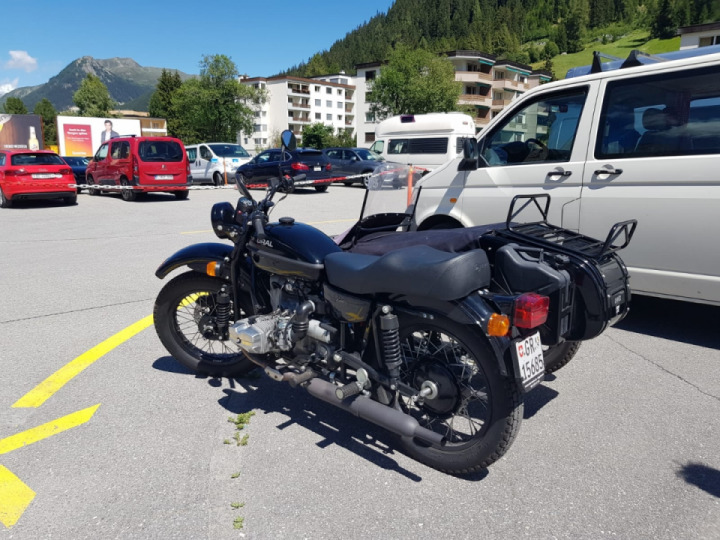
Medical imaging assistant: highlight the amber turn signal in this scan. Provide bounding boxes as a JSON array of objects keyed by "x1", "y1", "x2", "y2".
[
  {"x1": 487, "y1": 313, "x2": 510, "y2": 337},
  {"x1": 206, "y1": 261, "x2": 218, "y2": 277}
]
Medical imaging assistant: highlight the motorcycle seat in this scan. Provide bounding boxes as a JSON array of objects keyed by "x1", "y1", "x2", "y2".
[{"x1": 324, "y1": 245, "x2": 491, "y2": 301}]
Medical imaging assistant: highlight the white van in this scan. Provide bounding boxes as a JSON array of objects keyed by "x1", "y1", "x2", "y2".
[
  {"x1": 185, "y1": 143, "x2": 252, "y2": 185},
  {"x1": 369, "y1": 112, "x2": 476, "y2": 171},
  {"x1": 412, "y1": 48, "x2": 720, "y2": 306}
]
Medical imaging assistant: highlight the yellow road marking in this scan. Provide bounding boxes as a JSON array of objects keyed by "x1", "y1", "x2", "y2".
[
  {"x1": 13, "y1": 316, "x2": 153, "y2": 408},
  {"x1": 0, "y1": 404, "x2": 100, "y2": 455},
  {"x1": 0, "y1": 405, "x2": 100, "y2": 528},
  {"x1": 0, "y1": 466, "x2": 35, "y2": 528}
]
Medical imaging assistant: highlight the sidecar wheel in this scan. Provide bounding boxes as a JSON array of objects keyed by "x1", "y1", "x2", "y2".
[
  {"x1": 154, "y1": 271, "x2": 254, "y2": 377},
  {"x1": 394, "y1": 314, "x2": 523, "y2": 475},
  {"x1": 543, "y1": 341, "x2": 581, "y2": 373}
]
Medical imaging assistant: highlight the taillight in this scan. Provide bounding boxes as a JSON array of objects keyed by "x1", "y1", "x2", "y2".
[
  {"x1": 325, "y1": 163, "x2": 332, "y2": 171},
  {"x1": 291, "y1": 162, "x2": 309, "y2": 171},
  {"x1": 5, "y1": 169, "x2": 27, "y2": 176},
  {"x1": 513, "y1": 293, "x2": 549, "y2": 329},
  {"x1": 59, "y1": 168, "x2": 73, "y2": 175},
  {"x1": 132, "y1": 155, "x2": 139, "y2": 176}
]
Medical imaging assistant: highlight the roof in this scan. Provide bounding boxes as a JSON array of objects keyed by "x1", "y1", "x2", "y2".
[
  {"x1": 677, "y1": 22, "x2": 720, "y2": 34},
  {"x1": 565, "y1": 45, "x2": 720, "y2": 78}
]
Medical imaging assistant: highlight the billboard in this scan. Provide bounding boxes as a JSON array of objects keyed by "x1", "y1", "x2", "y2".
[
  {"x1": 0, "y1": 114, "x2": 44, "y2": 151},
  {"x1": 56, "y1": 116, "x2": 142, "y2": 157}
]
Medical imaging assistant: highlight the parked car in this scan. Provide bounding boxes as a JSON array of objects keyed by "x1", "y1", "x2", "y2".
[
  {"x1": 321, "y1": 147, "x2": 385, "y2": 187},
  {"x1": 414, "y1": 48, "x2": 720, "y2": 306},
  {"x1": 0, "y1": 149, "x2": 77, "y2": 208},
  {"x1": 235, "y1": 148, "x2": 333, "y2": 192},
  {"x1": 85, "y1": 136, "x2": 191, "y2": 201},
  {"x1": 61, "y1": 156, "x2": 89, "y2": 193},
  {"x1": 185, "y1": 143, "x2": 252, "y2": 185}
]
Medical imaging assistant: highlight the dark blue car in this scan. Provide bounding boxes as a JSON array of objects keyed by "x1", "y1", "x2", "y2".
[{"x1": 61, "y1": 156, "x2": 90, "y2": 193}]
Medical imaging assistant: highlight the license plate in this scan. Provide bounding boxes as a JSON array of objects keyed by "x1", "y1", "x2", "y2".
[
  {"x1": 32, "y1": 173, "x2": 60, "y2": 179},
  {"x1": 512, "y1": 332, "x2": 545, "y2": 392},
  {"x1": 313, "y1": 166, "x2": 321, "y2": 171},
  {"x1": 155, "y1": 175, "x2": 173, "y2": 180}
]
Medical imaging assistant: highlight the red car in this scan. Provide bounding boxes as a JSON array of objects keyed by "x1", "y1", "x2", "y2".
[
  {"x1": 0, "y1": 149, "x2": 77, "y2": 208},
  {"x1": 86, "y1": 136, "x2": 191, "y2": 201}
]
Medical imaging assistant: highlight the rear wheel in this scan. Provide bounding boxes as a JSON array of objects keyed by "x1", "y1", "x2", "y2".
[
  {"x1": 175, "y1": 190, "x2": 189, "y2": 200},
  {"x1": 153, "y1": 271, "x2": 254, "y2": 377},
  {"x1": 314, "y1": 185, "x2": 329, "y2": 193},
  {"x1": 120, "y1": 178, "x2": 137, "y2": 201},
  {"x1": 0, "y1": 187, "x2": 12, "y2": 208},
  {"x1": 394, "y1": 314, "x2": 523, "y2": 474},
  {"x1": 213, "y1": 172, "x2": 223, "y2": 186},
  {"x1": 543, "y1": 341, "x2": 581, "y2": 373},
  {"x1": 63, "y1": 194, "x2": 77, "y2": 205}
]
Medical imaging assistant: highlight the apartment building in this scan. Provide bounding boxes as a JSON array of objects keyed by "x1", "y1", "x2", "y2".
[
  {"x1": 240, "y1": 75, "x2": 355, "y2": 151},
  {"x1": 354, "y1": 51, "x2": 551, "y2": 147}
]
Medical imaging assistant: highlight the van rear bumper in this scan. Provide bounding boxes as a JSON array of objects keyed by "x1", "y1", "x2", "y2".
[{"x1": 131, "y1": 179, "x2": 192, "y2": 192}]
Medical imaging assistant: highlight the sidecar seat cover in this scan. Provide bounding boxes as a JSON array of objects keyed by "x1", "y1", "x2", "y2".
[{"x1": 324, "y1": 245, "x2": 491, "y2": 300}]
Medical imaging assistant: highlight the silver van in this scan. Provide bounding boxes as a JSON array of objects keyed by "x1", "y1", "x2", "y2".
[
  {"x1": 185, "y1": 143, "x2": 251, "y2": 186},
  {"x1": 413, "y1": 48, "x2": 720, "y2": 306}
]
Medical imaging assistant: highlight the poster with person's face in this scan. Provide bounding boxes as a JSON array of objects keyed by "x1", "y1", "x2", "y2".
[
  {"x1": 56, "y1": 116, "x2": 141, "y2": 156},
  {"x1": 0, "y1": 114, "x2": 44, "y2": 150}
]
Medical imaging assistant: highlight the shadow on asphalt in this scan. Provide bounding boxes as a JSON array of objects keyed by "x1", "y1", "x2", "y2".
[
  {"x1": 616, "y1": 295, "x2": 720, "y2": 349},
  {"x1": 676, "y1": 462, "x2": 720, "y2": 498}
]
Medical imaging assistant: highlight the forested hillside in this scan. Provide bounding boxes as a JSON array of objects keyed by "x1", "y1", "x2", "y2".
[{"x1": 284, "y1": 0, "x2": 719, "y2": 76}]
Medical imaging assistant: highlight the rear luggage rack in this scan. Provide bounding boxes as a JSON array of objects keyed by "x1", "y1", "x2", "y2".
[{"x1": 505, "y1": 194, "x2": 637, "y2": 259}]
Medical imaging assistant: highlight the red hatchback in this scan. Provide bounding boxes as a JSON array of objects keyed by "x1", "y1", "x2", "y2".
[{"x1": 0, "y1": 149, "x2": 77, "y2": 208}]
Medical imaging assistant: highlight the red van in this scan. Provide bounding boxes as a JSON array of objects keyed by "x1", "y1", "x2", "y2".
[{"x1": 86, "y1": 136, "x2": 191, "y2": 201}]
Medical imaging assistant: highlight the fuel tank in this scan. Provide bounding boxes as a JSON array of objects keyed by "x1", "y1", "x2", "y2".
[{"x1": 248, "y1": 217, "x2": 342, "y2": 280}]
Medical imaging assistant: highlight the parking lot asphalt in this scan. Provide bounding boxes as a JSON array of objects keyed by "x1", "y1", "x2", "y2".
[{"x1": 0, "y1": 187, "x2": 718, "y2": 539}]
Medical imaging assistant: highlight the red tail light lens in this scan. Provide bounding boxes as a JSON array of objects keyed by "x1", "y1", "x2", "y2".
[
  {"x1": 325, "y1": 163, "x2": 332, "y2": 171},
  {"x1": 59, "y1": 168, "x2": 73, "y2": 175},
  {"x1": 132, "y1": 155, "x2": 138, "y2": 175},
  {"x1": 290, "y1": 162, "x2": 310, "y2": 171},
  {"x1": 513, "y1": 293, "x2": 549, "y2": 328}
]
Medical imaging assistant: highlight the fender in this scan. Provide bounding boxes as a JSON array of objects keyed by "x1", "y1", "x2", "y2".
[
  {"x1": 392, "y1": 292, "x2": 514, "y2": 378},
  {"x1": 155, "y1": 242, "x2": 234, "y2": 279}
]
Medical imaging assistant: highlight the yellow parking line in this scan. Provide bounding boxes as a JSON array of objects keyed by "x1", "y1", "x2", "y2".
[
  {"x1": 12, "y1": 316, "x2": 153, "y2": 409},
  {"x1": 0, "y1": 404, "x2": 100, "y2": 455},
  {"x1": 0, "y1": 466, "x2": 35, "y2": 528}
]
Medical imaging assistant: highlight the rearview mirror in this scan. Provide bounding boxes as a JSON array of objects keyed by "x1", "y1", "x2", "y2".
[
  {"x1": 280, "y1": 130, "x2": 296, "y2": 152},
  {"x1": 459, "y1": 137, "x2": 480, "y2": 171}
]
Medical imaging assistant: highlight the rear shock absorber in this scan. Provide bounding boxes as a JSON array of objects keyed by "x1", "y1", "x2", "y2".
[{"x1": 380, "y1": 306, "x2": 402, "y2": 380}]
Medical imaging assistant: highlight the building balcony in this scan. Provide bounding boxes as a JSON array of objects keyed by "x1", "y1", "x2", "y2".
[
  {"x1": 288, "y1": 87, "x2": 311, "y2": 96},
  {"x1": 459, "y1": 94, "x2": 492, "y2": 107},
  {"x1": 288, "y1": 102, "x2": 310, "y2": 110},
  {"x1": 288, "y1": 116, "x2": 311, "y2": 125},
  {"x1": 492, "y1": 99, "x2": 514, "y2": 107},
  {"x1": 492, "y1": 79, "x2": 529, "y2": 91},
  {"x1": 455, "y1": 71, "x2": 493, "y2": 83}
]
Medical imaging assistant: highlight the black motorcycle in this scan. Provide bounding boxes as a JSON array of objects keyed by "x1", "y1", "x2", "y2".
[{"x1": 153, "y1": 130, "x2": 636, "y2": 474}]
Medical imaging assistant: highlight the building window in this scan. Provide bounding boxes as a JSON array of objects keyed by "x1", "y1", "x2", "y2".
[
  {"x1": 315, "y1": 113, "x2": 321, "y2": 119},
  {"x1": 337, "y1": 115, "x2": 343, "y2": 121},
  {"x1": 314, "y1": 85, "x2": 320, "y2": 92},
  {"x1": 365, "y1": 112, "x2": 376, "y2": 122},
  {"x1": 365, "y1": 70, "x2": 376, "y2": 80},
  {"x1": 315, "y1": 99, "x2": 321, "y2": 106},
  {"x1": 326, "y1": 87, "x2": 332, "y2": 94},
  {"x1": 327, "y1": 114, "x2": 332, "y2": 121},
  {"x1": 337, "y1": 102, "x2": 343, "y2": 108},
  {"x1": 326, "y1": 100, "x2": 332, "y2": 107},
  {"x1": 365, "y1": 132, "x2": 375, "y2": 143},
  {"x1": 494, "y1": 71, "x2": 505, "y2": 80}
]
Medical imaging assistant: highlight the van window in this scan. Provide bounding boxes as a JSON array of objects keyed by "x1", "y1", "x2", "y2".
[
  {"x1": 208, "y1": 144, "x2": 250, "y2": 158},
  {"x1": 139, "y1": 141, "x2": 184, "y2": 162},
  {"x1": 481, "y1": 89, "x2": 588, "y2": 165},
  {"x1": 370, "y1": 140, "x2": 384, "y2": 154},
  {"x1": 186, "y1": 147, "x2": 197, "y2": 161},
  {"x1": 388, "y1": 137, "x2": 448, "y2": 155},
  {"x1": 111, "y1": 141, "x2": 129, "y2": 159},
  {"x1": 596, "y1": 65, "x2": 720, "y2": 159},
  {"x1": 200, "y1": 145, "x2": 213, "y2": 160},
  {"x1": 94, "y1": 144, "x2": 108, "y2": 161}
]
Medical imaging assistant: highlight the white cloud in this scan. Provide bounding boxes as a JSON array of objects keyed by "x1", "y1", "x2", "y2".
[
  {"x1": 5, "y1": 50, "x2": 38, "y2": 72},
  {"x1": 0, "y1": 78, "x2": 19, "y2": 97}
]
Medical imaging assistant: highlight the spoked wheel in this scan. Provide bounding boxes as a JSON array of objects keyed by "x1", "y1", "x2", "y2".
[
  {"x1": 153, "y1": 271, "x2": 254, "y2": 377},
  {"x1": 395, "y1": 315, "x2": 523, "y2": 474}
]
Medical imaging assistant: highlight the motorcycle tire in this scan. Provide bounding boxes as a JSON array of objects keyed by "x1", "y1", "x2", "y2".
[
  {"x1": 394, "y1": 313, "x2": 523, "y2": 475},
  {"x1": 543, "y1": 341, "x2": 581, "y2": 374},
  {"x1": 153, "y1": 271, "x2": 255, "y2": 377}
]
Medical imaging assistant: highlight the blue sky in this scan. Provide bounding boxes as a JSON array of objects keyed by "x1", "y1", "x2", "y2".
[{"x1": 0, "y1": 0, "x2": 396, "y2": 96}]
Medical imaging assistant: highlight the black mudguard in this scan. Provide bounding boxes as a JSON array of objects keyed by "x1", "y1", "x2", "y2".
[
  {"x1": 155, "y1": 242, "x2": 234, "y2": 279},
  {"x1": 392, "y1": 292, "x2": 514, "y2": 379}
]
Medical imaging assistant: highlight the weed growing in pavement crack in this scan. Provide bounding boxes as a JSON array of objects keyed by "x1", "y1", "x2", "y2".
[
  {"x1": 231, "y1": 502, "x2": 245, "y2": 509},
  {"x1": 233, "y1": 516, "x2": 245, "y2": 530},
  {"x1": 231, "y1": 471, "x2": 241, "y2": 479}
]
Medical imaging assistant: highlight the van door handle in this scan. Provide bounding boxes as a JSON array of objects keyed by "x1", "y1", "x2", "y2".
[
  {"x1": 594, "y1": 168, "x2": 623, "y2": 176},
  {"x1": 547, "y1": 170, "x2": 572, "y2": 178}
]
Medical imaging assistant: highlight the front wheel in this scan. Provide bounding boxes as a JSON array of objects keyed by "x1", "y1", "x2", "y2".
[
  {"x1": 213, "y1": 172, "x2": 223, "y2": 186},
  {"x1": 394, "y1": 314, "x2": 523, "y2": 474},
  {"x1": 153, "y1": 271, "x2": 254, "y2": 377}
]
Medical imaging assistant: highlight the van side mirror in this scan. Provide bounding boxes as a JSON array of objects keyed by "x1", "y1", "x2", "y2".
[{"x1": 459, "y1": 137, "x2": 480, "y2": 171}]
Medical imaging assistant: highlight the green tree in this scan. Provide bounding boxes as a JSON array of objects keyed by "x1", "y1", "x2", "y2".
[
  {"x1": 33, "y1": 98, "x2": 57, "y2": 146},
  {"x1": 149, "y1": 69, "x2": 182, "y2": 120},
  {"x1": 651, "y1": 0, "x2": 677, "y2": 39},
  {"x1": 3, "y1": 97, "x2": 28, "y2": 114},
  {"x1": 73, "y1": 74, "x2": 115, "y2": 117},
  {"x1": 302, "y1": 123, "x2": 335, "y2": 148},
  {"x1": 171, "y1": 55, "x2": 266, "y2": 144},
  {"x1": 369, "y1": 45, "x2": 461, "y2": 117}
]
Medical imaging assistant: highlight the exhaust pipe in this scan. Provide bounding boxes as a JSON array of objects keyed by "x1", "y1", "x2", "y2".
[{"x1": 304, "y1": 377, "x2": 446, "y2": 448}]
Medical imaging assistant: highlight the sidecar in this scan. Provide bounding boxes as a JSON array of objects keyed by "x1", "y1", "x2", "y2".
[{"x1": 337, "y1": 185, "x2": 637, "y2": 350}]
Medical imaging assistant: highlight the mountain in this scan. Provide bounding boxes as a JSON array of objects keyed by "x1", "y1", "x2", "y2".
[{"x1": 0, "y1": 57, "x2": 192, "y2": 112}]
